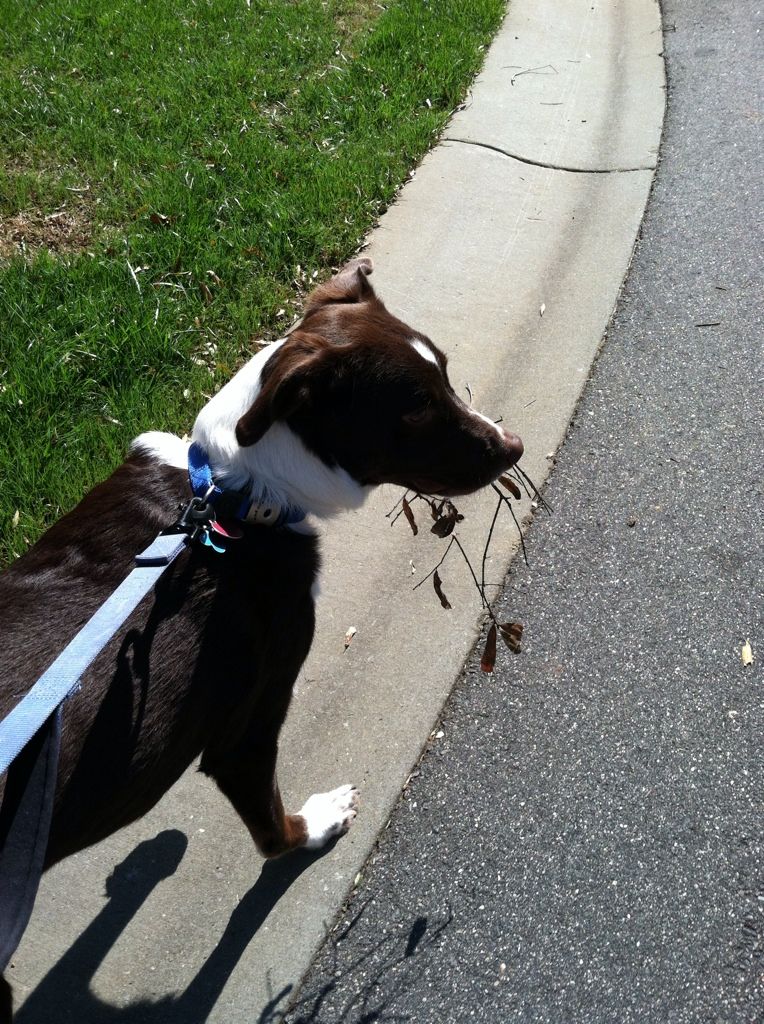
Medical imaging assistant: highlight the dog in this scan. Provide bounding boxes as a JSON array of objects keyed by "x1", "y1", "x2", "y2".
[{"x1": 0, "y1": 257, "x2": 522, "y2": 1015}]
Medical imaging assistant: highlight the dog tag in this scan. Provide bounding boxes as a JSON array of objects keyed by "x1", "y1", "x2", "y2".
[
  {"x1": 210, "y1": 518, "x2": 244, "y2": 540},
  {"x1": 200, "y1": 530, "x2": 226, "y2": 554}
]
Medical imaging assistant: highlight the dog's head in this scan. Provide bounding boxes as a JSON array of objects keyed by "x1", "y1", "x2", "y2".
[{"x1": 232, "y1": 258, "x2": 523, "y2": 501}]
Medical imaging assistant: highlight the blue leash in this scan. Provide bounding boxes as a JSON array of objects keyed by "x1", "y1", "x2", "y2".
[
  {"x1": 0, "y1": 531, "x2": 188, "y2": 976},
  {"x1": 0, "y1": 441, "x2": 291, "y2": 774},
  {"x1": 0, "y1": 443, "x2": 301, "y2": 976},
  {"x1": 0, "y1": 532, "x2": 188, "y2": 777}
]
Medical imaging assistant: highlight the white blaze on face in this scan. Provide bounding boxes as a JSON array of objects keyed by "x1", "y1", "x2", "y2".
[
  {"x1": 410, "y1": 338, "x2": 440, "y2": 369},
  {"x1": 469, "y1": 407, "x2": 507, "y2": 442},
  {"x1": 408, "y1": 337, "x2": 506, "y2": 443}
]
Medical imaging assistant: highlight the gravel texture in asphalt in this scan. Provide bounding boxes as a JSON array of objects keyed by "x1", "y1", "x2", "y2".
[{"x1": 284, "y1": 2, "x2": 764, "y2": 1021}]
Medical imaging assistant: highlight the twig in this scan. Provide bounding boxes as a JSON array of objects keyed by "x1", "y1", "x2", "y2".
[
  {"x1": 412, "y1": 536, "x2": 456, "y2": 590},
  {"x1": 509, "y1": 63, "x2": 558, "y2": 86},
  {"x1": 508, "y1": 467, "x2": 533, "y2": 500},
  {"x1": 481, "y1": 494, "x2": 503, "y2": 600},
  {"x1": 452, "y1": 535, "x2": 487, "y2": 611},
  {"x1": 387, "y1": 490, "x2": 411, "y2": 526},
  {"x1": 490, "y1": 483, "x2": 529, "y2": 566},
  {"x1": 514, "y1": 463, "x2": 553, "y2": 514}
]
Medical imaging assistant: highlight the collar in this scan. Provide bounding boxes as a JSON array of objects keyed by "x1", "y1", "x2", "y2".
[{"x1": 187, "y1": 442, "x2": 305, "y2": 529}]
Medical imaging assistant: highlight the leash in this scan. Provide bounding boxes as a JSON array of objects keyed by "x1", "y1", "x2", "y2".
[
  {"x1": 0, "y1": 532, "x2": 188, "y2": 778},
  {"x1": 0, "y1": 531, "x2": 188, "y2": 975},
  {"x1": 0, "y1": 708, "x2": 61, "y2": 975},
  {"x1": 0, "y1": 443, "x2": 304, "y2": 975}
]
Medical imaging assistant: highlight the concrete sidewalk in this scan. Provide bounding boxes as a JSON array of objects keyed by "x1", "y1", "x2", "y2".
[{"x1": 11, "y1": 2, "x2": 665, "y2": 1020}]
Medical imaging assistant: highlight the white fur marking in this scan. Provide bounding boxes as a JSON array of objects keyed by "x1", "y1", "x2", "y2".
[
  {"x1": 130, "y1": 431, "x2": 190, "y2": 469},
  {"x1": 470, "y1": 408, "x2": 506, "y2": 441},
  {"x1": 299, "y1": 785, "x2": 360, "y2": 849},
  {"x1": 192, "y1": 339, "x2": 370, "y2": 519},
  {"x1": 411, "y1": 338, "x2": 440, "y2": 368}
]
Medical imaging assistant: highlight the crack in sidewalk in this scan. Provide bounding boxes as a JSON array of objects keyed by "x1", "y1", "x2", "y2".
[{"x1": 445, "y1": 136, "x2": 656, "y2": 174}]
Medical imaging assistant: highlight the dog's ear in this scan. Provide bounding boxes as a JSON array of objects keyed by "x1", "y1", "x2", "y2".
[
  {"x1": 304, "y1": 257, "x2": 375, "y2": 313},
  {"x1": 235, "y1": 335, "x2": 333, "y2": 447}
]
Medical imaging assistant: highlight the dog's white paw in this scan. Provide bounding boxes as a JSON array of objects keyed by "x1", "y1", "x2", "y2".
[{"x1": 298, "y1": 784, "x2": 360, "y2": 850}]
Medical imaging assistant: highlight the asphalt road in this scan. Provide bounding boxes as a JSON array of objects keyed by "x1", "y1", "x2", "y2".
[{"x1": 284, "y1": 2, "x2": 764, "y2": 1022}]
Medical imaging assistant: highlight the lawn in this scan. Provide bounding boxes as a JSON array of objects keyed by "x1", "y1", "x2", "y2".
[{"x1": 0, "y1": 0, "x2": 506, "y2": 566}]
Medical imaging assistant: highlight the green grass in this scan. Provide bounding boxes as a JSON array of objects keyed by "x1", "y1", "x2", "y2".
[{"x1": 0, "y1": 0, "x2": 506, "y2": 566}]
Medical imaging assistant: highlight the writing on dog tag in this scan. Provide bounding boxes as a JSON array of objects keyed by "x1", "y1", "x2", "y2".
[{"x1": 210, "y1": 518, "x2": 244, "y2": 540}]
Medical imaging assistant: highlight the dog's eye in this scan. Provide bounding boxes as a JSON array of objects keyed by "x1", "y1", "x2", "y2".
[{"x1": 402, "y1": 405, "x2": 433, "y2": 426}]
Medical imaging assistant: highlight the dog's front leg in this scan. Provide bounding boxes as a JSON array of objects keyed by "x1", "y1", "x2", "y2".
[{"x1": 202, "y1": 730, "x2": 359, "y2": 859}]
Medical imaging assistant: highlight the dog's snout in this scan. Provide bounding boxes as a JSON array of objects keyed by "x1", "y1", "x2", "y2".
[{"x1": 499, "y1": 428, "x2": 524, "y2": 467}]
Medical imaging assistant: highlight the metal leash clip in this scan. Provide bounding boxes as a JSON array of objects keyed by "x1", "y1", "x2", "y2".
[{"x1": 173, "y1": 485, "x2": 216, "y2": 545}]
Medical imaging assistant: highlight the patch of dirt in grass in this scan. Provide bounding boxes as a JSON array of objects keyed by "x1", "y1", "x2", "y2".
[
  {"x1": 0, "y1": 203, "x2": 93, "y2": 260},
  {"x1": 334, "y1": 0, "x2": 385, "y2": 38}
]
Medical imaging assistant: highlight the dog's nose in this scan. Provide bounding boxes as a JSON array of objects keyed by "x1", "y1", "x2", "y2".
[{"x1": 501, "y1": 429, "x2": 524, "y2": 466}]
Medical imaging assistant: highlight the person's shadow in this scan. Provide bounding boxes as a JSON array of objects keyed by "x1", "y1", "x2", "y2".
[{"x1": 16, "y1": 830, "x2": 330, "y2": 1024}]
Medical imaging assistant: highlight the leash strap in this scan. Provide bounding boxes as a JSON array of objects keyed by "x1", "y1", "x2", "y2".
[
  {"x1": 0, "y1": 531, "x2": 188, "y2": 976},
  {"x1": 0, "y1": 707, "x2": 61, "y2": 972},
  {"x1": 0, "y1": 442, "x2": 300, "y2": 972},
  {"x1": 0, "y1": 533, "x2": 187, "y2": 777}
]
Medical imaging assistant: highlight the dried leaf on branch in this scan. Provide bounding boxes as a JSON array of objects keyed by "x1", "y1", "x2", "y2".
[
  {"x1": 481, "y1": 623, "x2": 497, "y2": 673},
  {"x1": 433, "y1": 570, "x2": 452, "y2": 610},
  {"x1": 498, "y1": 474, "x2": 522, "y2": 500},
  {"x1": 430, "y1": 499, "x2": 464, "y2": 538},
  {"x1": 389, "y1": 460, "x2": 548, "y2": 672},
  {"x1": 402, "y1": 497, "x2": 418, "y2": 536},
  {"x1": 499, "y1": 622, "x2": 523, "y2": 654}
]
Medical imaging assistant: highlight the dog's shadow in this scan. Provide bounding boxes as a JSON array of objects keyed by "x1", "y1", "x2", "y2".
[{"x1": 16, "y1": 830, "x2": 328, "y2": 1024}]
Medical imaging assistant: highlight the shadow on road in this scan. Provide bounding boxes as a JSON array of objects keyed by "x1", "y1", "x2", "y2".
[
  {"x1": 16, "y1": 830, "x2": 332, "y2": 1024},
  {"x1": 284, "y1": 903, "x2": 454, "y2": 1024}
]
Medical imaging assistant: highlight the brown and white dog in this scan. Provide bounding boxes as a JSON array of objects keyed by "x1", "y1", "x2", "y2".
[{"x1": 0, "y1": 258, "x2": 522, "y2": 1013}]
